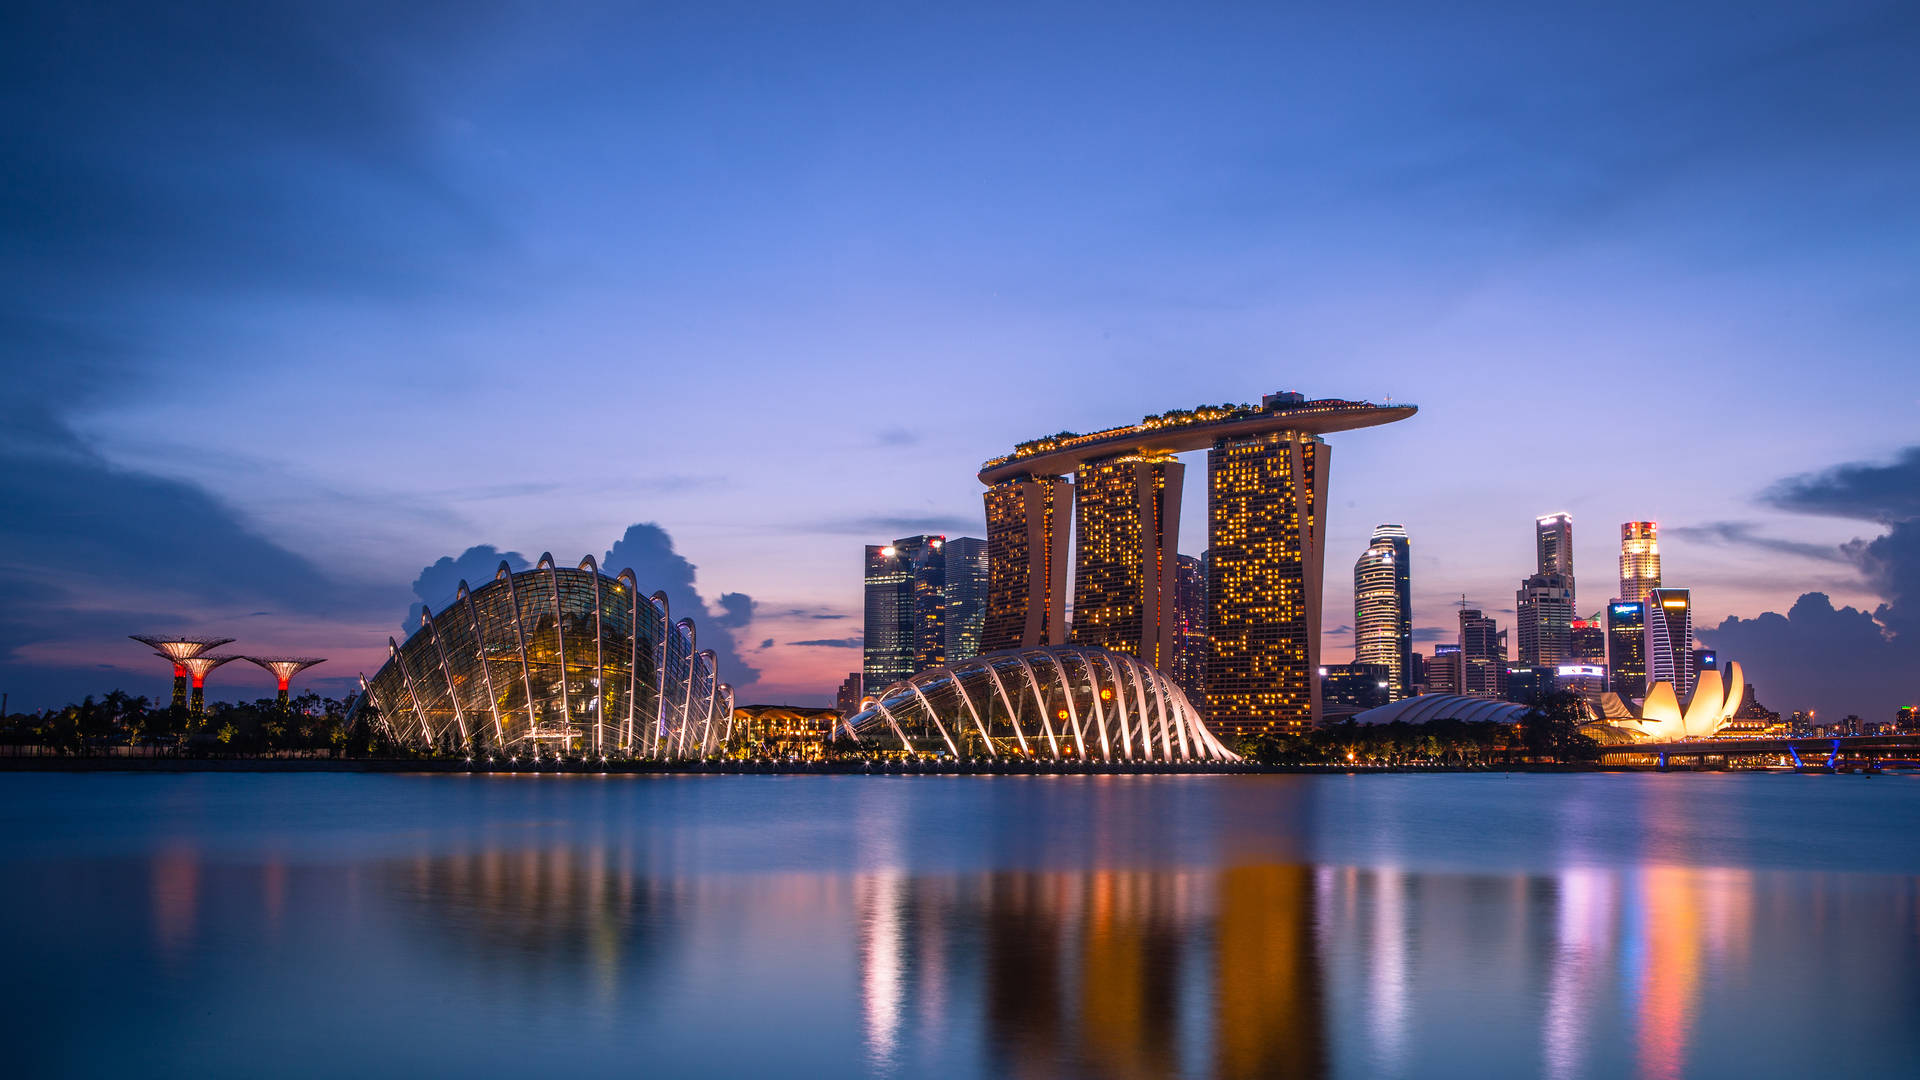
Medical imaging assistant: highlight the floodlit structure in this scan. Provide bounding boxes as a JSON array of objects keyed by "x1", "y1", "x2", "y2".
[
  {"x1": 844, "y1": 645, "x2": 1238, "y2": 761},
  {"x1": 244, "y1": 656, "x2": 326, "y2": 707},
  {"x1": 356, "y1": 554, "x2": 733, "y2": 758},
  {"x1": 129, "y1": 635, "x2": 234, "y2": 713},
  {"x1": 176, "y1": 654, "x2": 240, "y2": 717},
  {"x1": 1632, "y1": 662, "x2": 1746, "y2": 742},
  {"x1": 1352, "y1": 694, "x2": 1532, "y2": 726}
]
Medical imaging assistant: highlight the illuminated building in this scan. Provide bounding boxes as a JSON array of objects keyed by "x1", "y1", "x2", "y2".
[
  {"x1": 1354, "y1": 693, "x2": 1532, "y2": 725},
  {"x1": 1537, "y1": 512, "x2": 1574, "y2": 578},
  {"x1": 1619, "y1": 521, "x2": 1661, "y2": 604},
  {"x1": 1644, "y1": 588, "x2": 1694, "y2": 699},
  {"x1": 1555, "y1": 663, "x2": 1610, "y2": 695},
  {"x1": 1169, "y1": 553, "x2": 1207, "y2": 704},
  {"x1": 1320, "y1": 663, "x2": 1391, "y2": 714},
  {"x1": 730, "y1": 705, "x2": 839, "y2": 758},
  {"x1": 1459, "y1": 608, "x2": 1505, "y2": 698},
  {"x1": 1516, "y1": 572, "x2": 1575, "y2": 665},
  {"x1": 941, "y1": 536, "x2": 988, "y2": 663},
  {"x1": 1606, "y1": 600, "x2": 1647, "y2": 699},
  {"x1": 1899, "y1": 705, "x2": 1919, "y2": 733},
  {"x1": 1633, "y1": 661, "x2": 1743, "y2": 740},
  {"x1": 357, "y1": 553, "x2": 732, "y2": 758},
  {"x1": 1427, "y1": 644, "x2": 1461, "y2": 694},
  {"x1": 1504, "y1": 664, "x2": 1555, "y2": 705},
  {"x1": 844, "y1": 645, "x2": 1236, "y2": 761},
  {"x1": 982, "y1": 476, "x2": 1072, "y2": 650},
  {"x1": 864, "y1": 535, "x2": 945, "y2": 690},
  {"x1": 241, "y1": 656, "x2": 325, "y2": 707},
  {"x1": 835, "y1": 672, "x2": 864, "y2": 718},
  {"x1": 977, "y1": 392, "x2": 1415, "y2": 736},
  {"x1": 1569, "y1": 615, "x2": 1607, "y2": 663},
  {"x1": 1691, "y1": 647, "x2": 1717, "y2": 675},
  {"x1": 1070, "y1": 454, "x2": 1184, "y2": 669},
  {"x1": 1353, "y1": 524, "x2": 1412, "y2": 699},
  {"x1": 128, "y1": 635, "x2": 234, "y2": 714},
  {"x1": 177, "y1": 654, "x2": 239, "y2": 717}
]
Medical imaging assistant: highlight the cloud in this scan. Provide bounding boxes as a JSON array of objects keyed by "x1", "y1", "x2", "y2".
[
  {"x1": 405, "y1": 545, "x2": 530, "y2": 630},
  {"x1": 1411, "y1": 626, "x2": 1451, "y2": 643},
  {"x1": 714, "y1": 592, "x2": 755, "y2": 629},
  {"x1": 1664, "y1": 521, "x2": 1850, "y2": 563},
  {"x1": 603, "y1": 523, "x2": 761, "y2": 694},
  {"x1": 759, "y1": 638, "x2": 774, "y2": 650},
  {"x1": 1323, "y1": 624, "x2": 1353, "y2": 637},
  {"x1": 787, "y1": 637, "x2": 864, "y2": 649},
  {"x1": 1764, "y1": 447, "x2": 1920, "y2": 524},
  {"x1": 874, "y1": 427, "x2": 919, "y2": 447}
]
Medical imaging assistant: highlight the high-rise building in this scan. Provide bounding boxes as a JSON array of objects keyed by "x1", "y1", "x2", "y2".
[
  {"x1": 1319, "y1": 663, "x2": 1392, "y2": 712},
  {"x1": 1644, "y1": 587, "x2": 1694, "y2": 698},
  {"x1": 834, "y1": 672, "x2": 864, "y2": 718},
  {"x1": 1071, "y1": 455, "x2": 1185, "y2": 670},
  {"x1": 863, "y1": 536, "x2": 945, "y2": 690},
  {"x1": 941, "y1": 537, "x2": 988, "y2": 663},
  {"x1": 1515, "y1": 572, "x2": 1575, "y2": 666},
  {"x1": 1353, "y1": 524, "x2": 1412, "y2": 699},
  {"x1": 1619, "y1": 522, "x2": 1661, "y2": 605},
  {"x1": 1504, "y1": 664, "x2": 1555, "y2": 705},
  {"x1": 1536, "y1": 513, "x2": 1574, "y2": 578},
  {"x1": 983, "y1": 476, "x2": 1073, "y2": 651},
  {"x1": 1606, "y1": 599, "x2": 1647, "y2": 699},
  {"x1": 1170, "y1": 553, "x2": 1207, "y2": 705},
  {"x1": 1568, "y1": 615, "x2": 1607, "y2": 664},
  {"x1": 1691, "y1": 647, "x2": 1717, "y2": 675},
  {"x1": 1207, "y1": 431, "x2": 1325, "y2": 735},
  {"x1": 1428, "y1": 645, "x2": 1461, "y2": 694},
  {"x1": 1459, "y1": 608, "x2": 1505, "y2": 699}
]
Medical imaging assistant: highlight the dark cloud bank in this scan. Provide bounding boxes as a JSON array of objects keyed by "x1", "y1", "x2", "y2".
[{"x1": 1701, "y1": 446, "x2": 1920, "y2": 720}]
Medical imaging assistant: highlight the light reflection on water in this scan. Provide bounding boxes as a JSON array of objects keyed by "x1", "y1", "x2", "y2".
[{"x1": 1, "y1": 773, "x2": 1916, "y2": 1078}]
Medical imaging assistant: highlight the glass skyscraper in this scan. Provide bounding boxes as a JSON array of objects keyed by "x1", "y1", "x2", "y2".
[
  {"x1": 1353, "y1": 524, "x2": 1412, "y2": 699},
  {"x1": 1606, "y1": 599, "x2": 1647, "y2": 699},
  {"x1": 863, "y1": 536, "x2": 946, "y2": 691},
  {"x1": 982, "y1": 476, "x2": 1072, "y2": 651},
  {"x1": 1644, "y1": 587, "x2": 1694, "y2": 698},
  {"x1": 1619, "y1": 521, "x2": 1661, "y2": 604},
  {"x1": 1070, "y1": 455, "x2": 1185, "y2": 670},
  {"x1": 941, "y1": 536, "x2": 988, "y2": 663}
]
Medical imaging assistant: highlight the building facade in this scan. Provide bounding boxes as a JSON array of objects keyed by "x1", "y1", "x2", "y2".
[
  {"x1": 1070, "y1": 455, "x2": 1184, "y2": 670},
  {"x1": 1619, "y1": 521, "x2": 1661, "y2": 605},
  {"x1": 835, "y1": 672, "x2": 864, "y2": 718},
  {"x1": 941, "y1": 536, "x2": 988, "y2": 663},
  {"x1": 1536, "y1": 513, "x2": 1574, "y2": 578},
  {"x1": 1353, "y1": 524, "x2": 1412, "y2": 699},
  {"x1": 1321, "y1": 663, "x2": 1392, "y2": 713},
  {"x1": 1515, "y1": 573, "x2": 1575, "y2": 666},
  {"x1": 864, "y1": 536, "x2": 946, "y2": 691},
  {"x1": 1459, "y1": 608, "x2": 1505, "y2": 699},
  {"x1": 1644, "y1": 588, "x2": 1695, "y2": 699},
  {"x1": 1427, "y1": 645, "x2": 1462, "y2": 695},
  {"x1": 1606, "y1": 599, "x2": 1648, "y2": 699},
  {"x1": 982, "y1": 476, "x2": 1073, "y2": 651},
  {"x1": 1169, "y1": 553, "x2": 1208, "y2": 706},
  {"x1": 1568, "y1": 616, "x2": 1607, "y2": 664}
]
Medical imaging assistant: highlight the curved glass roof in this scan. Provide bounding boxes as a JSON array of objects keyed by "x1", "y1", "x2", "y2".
[
  {"x1": 1351, "y1": 694, "x2": 1532, "y2": 726},
  {"x1": 846, "y1": 645, "x2": 1237, "y2": 761}
]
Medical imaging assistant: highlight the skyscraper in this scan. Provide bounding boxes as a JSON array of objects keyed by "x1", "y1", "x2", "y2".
[
  {"x1": 1643, "y1": 587, "x2": 1694, "y2": 698},
  {"x1": 863, "y1": 536, "x2": 945, "y2": 690},
  {"x1": 1428, "y1": 645, "x2": 1461, "y2": 694},
  {"x1": 1536, "y1": 513, "x2": 1574, "y2": 578},
  {"x1": 1459, "y1": 608, "x2": 1504, "y2": 698},
  {"x1": 1353, "y1": 524, "x2": 1412, "y2": 699},
  {"x1": 1170, "y1": 553, "x2": 1207, "y2": 705},
  {"x1": 1568, "y1": 615, "x2": 1607, "y2": 664},
  {"x1": 1207, "y1": 431, "x2": 1326, "y2": 735},
  {"x1": 1515, "y1": 572, "x2": 1575, "y2": 665},
  {"x1": 1619, "y1": 521, "x2": 1661, "y2": 604},
  {"x1": 983, "y1": 476, "x2": 1073, "y2": 651},
  {"x1": 941, "y1": 536, "x2": 989, "y2": 663},
  {"x1": 1606, "y1": 599, "x2": 1647, "y2": 699},
  {"x1": 1071, "y1": 454, "x2": 1185, "y2": 670}
]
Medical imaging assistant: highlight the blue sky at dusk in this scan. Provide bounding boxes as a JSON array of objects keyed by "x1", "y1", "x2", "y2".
[{"x1": 4, "y1": 1, "x2": 1917, "y2": 717}]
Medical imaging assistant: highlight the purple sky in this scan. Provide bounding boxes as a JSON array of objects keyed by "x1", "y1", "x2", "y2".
[{"x1": 4, "y1": 2, "x2": 1918, "y2": 718}]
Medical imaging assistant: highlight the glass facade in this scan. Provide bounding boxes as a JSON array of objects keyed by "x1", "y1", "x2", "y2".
[
  {"x1": 1619, "y1": 521, "x2": 1661, "y2": 605},
  {"x1": 1070, "y1": 455, "x2": 1183, "y2": 670},
  {"x1": 1605, "y1": 600, "x2": 1647, "y2": 699},
  {"x1": 983, "y1": 476, "x2": 1073, "y2": 652},
  {"x1": 845, "y1": 645, "x2": 1236, "y2": 761},
  {"x1": 941, "y1": 536, "x2": 988, "y2": 663},
  {"x1": 360, "y1": 554, "x2": 727, "y2": 758},
  {"x1": 1169, "y1": 553, "x2": 1207, "y2": 705},
  {"x1": 1644, "y1": 588, "x2": 1694, "y2": 698},
  {"x1": 864, "y1": 536, "x2": 946, "y2": 691},
  {"x1": 1352, "y1": 525, "x2": 1411, "y2": 699}
]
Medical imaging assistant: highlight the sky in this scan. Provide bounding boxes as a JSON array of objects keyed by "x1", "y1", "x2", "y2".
[{"x1": 3, "y1": 1, "x2": 1917, "y2": 718}]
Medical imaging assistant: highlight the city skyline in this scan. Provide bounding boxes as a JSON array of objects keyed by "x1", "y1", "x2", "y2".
[{"x1": 4, "y1": 3, "x2": 1918, "y2": 725}]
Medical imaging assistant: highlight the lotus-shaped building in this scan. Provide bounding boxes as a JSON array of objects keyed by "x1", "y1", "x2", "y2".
[
  {"x1": 1631, "y1": 661, "x2": 1745, "y2": 742},
  {"x1": 358, "y1": 554, "x2": 732, "y2": 758},
  {"x1": 843, "y1": 645, "x2": 1238, "y2": 761}
]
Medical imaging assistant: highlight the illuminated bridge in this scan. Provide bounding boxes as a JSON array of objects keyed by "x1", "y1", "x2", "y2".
[
  {"x1": 978, "y1": 392, "x2": 1414, "y2": 737},
  {"x1": 1602, "y1": 733, "x2": 1920, "y2": 769}
]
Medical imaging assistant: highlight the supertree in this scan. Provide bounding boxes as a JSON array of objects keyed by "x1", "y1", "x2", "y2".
[
  {"x1": 129, "y1": 636, "x2": 235, "y2": 715},
  {"x1": 242, "y1": 657, "x2": 326, "y2": 708}
]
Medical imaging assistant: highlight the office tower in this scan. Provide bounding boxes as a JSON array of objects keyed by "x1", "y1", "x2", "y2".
[
  {"x1": 1554, "y1": 664, "x2": 1609, "y2": 696},
  {"x1": 1619, "y1": 522, "x2": 1661, "y2": 604},
  {"x1": 1606, "y1": 599, "x2": 1648, "y2": 699},
  {"x1": 1428, "y1": 645, "x2": 1461, "y2": 694},
  {"x1": 1536, "y1": 513, "x2": 1574, "y2": 578},
  {"x1": 1515, "y1": 572, "x2": 1575, "y2": 665},
  {"x1": 1568, "y1": 615, "x2": 1607, "y2": 663},
  {"x1": 863, "y1": 536, "x2": 945, "y2": 690},
  {"x1": 983, "y1": 476, "x2": 1073, "y2": 651},
  {"x1": 1353, "y1": 524, "x2": 1413, "y2": 699},
  {"x1": 1320, "y1": 663, "x2": 1392, "y2": 712},
  {"x1": 1409, "y1": 650, "x2": 1428, "y2": 694},
  {"x1": 1459, "y1": 608, "x2": 1504, "y2": 698},
  {"x1": 1643, "y1": 587, "x2": 1694, "y2": 698},
  {"x1": 1170, "y1": 553, "x2": 1207, "y2": 704},
  {"x1": 1503, "y1": 664, "x2": 1555, "y2": 705},
  {"x1": 1207, "y1": 432, "x2": 1326, "y2": 735},
  {"x1": 941, "y1": 536, "x2": 989, "y2": 663},
  {"x1": 1071, "y1": 455, "x2": 1185, "y2": 670},
  {"x1": 835, "y1": 673, "x2": 863, "y2": 718},
  {"x1": 1691, "y1": 647, "x2": 1717, "y2": 675}
]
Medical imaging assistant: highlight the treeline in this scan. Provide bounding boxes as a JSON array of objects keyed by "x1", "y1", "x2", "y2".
[
  {"x1": 1235, "y1": 694, "x2": 1601, "y2": 766},
  {"x1": 0, "y1": 690, "x2": 409, "y2": 757}
]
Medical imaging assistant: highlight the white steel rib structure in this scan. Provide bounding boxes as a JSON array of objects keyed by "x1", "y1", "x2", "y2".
[
  {"x1": 845, "y1": 646, "x2": 1238, "y2": 761},
  {"x1": 357, "y1": 554, "x2": 733, "y2": 758}
]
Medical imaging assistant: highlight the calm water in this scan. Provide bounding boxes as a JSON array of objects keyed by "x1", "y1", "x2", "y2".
[{"x1": 2, "y1": 772, "x2": 1916, "y2": 1078}]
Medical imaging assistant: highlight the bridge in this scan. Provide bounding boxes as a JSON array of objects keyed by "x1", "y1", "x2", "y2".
[{"x1": 1602, "y1": 733, "x2": 1920, "y2": 770}]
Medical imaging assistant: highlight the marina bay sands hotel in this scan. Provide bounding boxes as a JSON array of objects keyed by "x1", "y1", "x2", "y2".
[{"x1": 978, "y1": 391, "x2": 1414, "y2": 734}]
